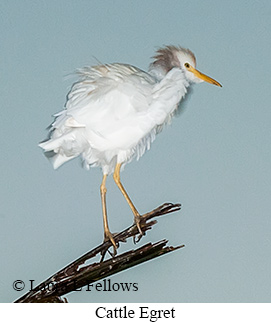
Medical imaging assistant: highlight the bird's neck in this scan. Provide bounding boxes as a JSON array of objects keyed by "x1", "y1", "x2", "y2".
[
  {"x1": 148, "y1": 68, "x2": 190, "y2": 125},
  {"x1": 152, "y1": 67, "x2": 189, "y2": 104}
]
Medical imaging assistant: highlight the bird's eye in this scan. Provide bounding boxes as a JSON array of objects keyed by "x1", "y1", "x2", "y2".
[{"x1": 184, "y1": 63, "x2": 190, "y2": 69}]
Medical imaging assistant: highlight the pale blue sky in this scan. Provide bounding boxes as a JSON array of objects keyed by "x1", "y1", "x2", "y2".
[{"x1": 1, "y1": 0, "x2": 271, "y2": 302}]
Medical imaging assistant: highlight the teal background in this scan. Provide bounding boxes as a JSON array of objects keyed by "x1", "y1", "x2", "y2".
[{"x1": 1, "y1": 0, "x2": 271, "y2": 302}]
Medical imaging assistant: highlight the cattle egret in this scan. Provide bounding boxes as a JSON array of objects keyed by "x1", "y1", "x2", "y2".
[{"x1": 39, "y1": 45, "x2": 221, "y2": 254}]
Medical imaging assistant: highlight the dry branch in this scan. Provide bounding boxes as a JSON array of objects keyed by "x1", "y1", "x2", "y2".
[{"x1": 14, "y1": 202, "x2": 183, "y2": 303}]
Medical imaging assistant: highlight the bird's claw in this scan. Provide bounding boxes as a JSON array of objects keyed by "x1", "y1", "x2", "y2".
[
  {"x1": 103, "y1": 231, "x2": 119, "y2": 257},
  {"x1": 133, "y1": 214, "x2": 145, "y2": 244},
  {"x1": 133, "y1": 233, "x2": 143, "y2": 244}
]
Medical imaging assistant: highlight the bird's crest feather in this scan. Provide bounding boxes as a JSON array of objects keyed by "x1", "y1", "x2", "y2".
[{"x1": 150, "y1": 45, "x2": 196, "y2": 74}]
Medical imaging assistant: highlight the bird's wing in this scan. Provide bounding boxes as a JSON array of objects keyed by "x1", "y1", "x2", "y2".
[
  {"x1": 66, "y1": 63, "x2": 155, "y2": 112},
  {"x1": 50, "y1": 64, "x2": 157, "y2": 150}
]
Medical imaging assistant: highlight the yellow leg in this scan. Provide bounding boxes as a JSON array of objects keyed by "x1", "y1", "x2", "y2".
[
  {"x1": 100, "y1": 174, "x2": 117, "y2": 253},
  {"x1": 113, "y1": 163, "x2": 143, "y2": 235}
]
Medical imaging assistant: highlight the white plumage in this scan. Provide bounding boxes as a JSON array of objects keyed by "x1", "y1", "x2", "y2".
[
  {"x1": 39, "y1": 62, "x2": 188, "y2": 173},
  {"x1": 39, "y1": 45, "x2": 221, "y2": 253}
]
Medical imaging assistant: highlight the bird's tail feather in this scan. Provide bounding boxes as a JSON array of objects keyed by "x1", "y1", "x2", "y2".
[
  {"x1": 39, "y1": 130, "x2": 86, "y2": 169},
  {"x1": 50, "y1": 153, "x2": 75, "y2": 169}
]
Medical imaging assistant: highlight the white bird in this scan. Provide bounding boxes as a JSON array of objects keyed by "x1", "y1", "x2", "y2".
[{"x1": 39, "y1": 45, "x2": 221, "y2": 253}]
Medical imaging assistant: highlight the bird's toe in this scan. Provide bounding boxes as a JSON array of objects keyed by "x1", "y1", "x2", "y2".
[{"x1": 103, "y1": 231, "x2": 119, "y2": 256}]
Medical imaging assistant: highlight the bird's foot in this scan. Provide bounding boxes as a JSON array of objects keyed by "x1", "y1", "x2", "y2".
[
  {"x1": 103, "y1": 230, "x2": 118, "y2": 258},
  {"x1": 133, "y1": 214, "x2": 145, "y2": 244},
  {"x1": 132, "y1": 203, "x2": 181, "y2": 243}
]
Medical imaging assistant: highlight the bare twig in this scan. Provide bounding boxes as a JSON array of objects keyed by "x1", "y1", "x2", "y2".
[{"x1": 14, "y1": 202, "x2": 183, "y2": 303}]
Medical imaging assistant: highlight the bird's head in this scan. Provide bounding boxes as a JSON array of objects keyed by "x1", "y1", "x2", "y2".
[{"x1": 150, "y1": 45, "x2": 222, "y2": 87}]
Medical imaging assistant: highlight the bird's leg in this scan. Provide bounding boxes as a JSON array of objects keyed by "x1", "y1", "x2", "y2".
[
  {"x1": 113, "y1": 163, "x2": 143, "y2": 236},
  {"x1": 100, "y1": 174, "x2": 117, "y2": 255}
]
